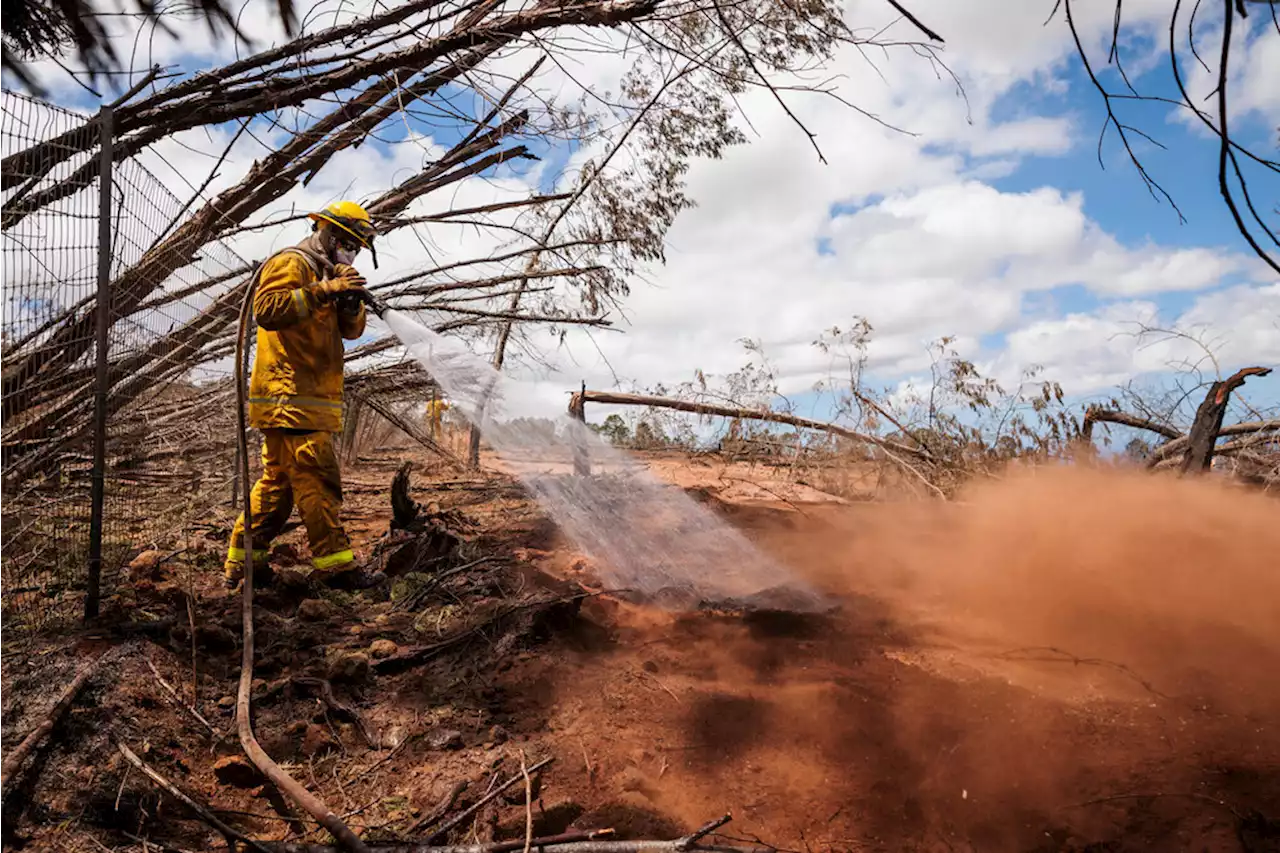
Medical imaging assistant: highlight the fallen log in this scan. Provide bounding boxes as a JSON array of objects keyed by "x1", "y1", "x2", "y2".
[
  {"x1": 570, "y1": 390, "x2": 929, "y2": 460},
  {"x1": 1, "y1": 649, "x2": 108, "y2": 791}
]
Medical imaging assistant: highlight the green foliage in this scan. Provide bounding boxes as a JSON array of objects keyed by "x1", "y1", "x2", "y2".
[
  {"x1": 632, "y1": 419, "x2": 669, "y2": 449},
  {"x1": 589, "y1": 413, "x2": 632, "y2": 446}
]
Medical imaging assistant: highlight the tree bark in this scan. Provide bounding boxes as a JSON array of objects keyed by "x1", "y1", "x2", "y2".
[
  {"x1": 1179, "y1": 367, "x2": 1272, "y2": 474},
  {"x1": 1081, "y1": 407, "x2": 1182, "y2": 442}
]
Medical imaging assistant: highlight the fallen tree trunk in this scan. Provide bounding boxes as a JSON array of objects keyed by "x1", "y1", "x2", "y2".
[
  {"x1": 1, "y1": 649, "x2": 107, "y2": 791},
  {"x1": 571, "y1": 390, "x2": 930, "y2": 460}
]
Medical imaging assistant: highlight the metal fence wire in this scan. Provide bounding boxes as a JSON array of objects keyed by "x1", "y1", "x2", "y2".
[{"x1": 2, "y1": 89, "x2": 250, "y2": 632}]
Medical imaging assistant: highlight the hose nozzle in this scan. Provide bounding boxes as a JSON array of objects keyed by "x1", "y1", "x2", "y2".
[
  {"x1": 338, "y1": 289, "x2": 388, "y2": 318},
  {"x1": 359, "y1": 289, "x2": 388, "y2": 318}
]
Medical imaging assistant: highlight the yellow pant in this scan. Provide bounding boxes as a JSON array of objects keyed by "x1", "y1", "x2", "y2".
[{"x1": 224, "y1": 429, "x2": 353, "y2": 580}]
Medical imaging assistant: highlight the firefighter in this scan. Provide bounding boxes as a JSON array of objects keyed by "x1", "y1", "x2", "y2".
[
  {"x1": 224, "y1": 201, "x2": 386, "y2": 590},
  {"x1": 426, "y1": 396, "x2": 450, "y2": 443}
]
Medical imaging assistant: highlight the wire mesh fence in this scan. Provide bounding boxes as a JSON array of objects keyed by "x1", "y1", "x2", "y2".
[{"x1": 2, "y1": 89, "x2": 251, "y2": 632}]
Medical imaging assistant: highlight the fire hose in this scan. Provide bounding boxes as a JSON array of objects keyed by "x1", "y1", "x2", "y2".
[{"x1": 234, "y1": 274, "x2": 384, "y2": 853}]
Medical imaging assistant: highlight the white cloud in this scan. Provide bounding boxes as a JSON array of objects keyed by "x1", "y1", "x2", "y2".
[{"x1": 8, "y1": 0, "x2": 1276, "y2": 419}]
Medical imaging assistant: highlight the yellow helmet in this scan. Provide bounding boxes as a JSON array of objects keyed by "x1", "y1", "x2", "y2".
[{"x1": 308, "y1": 201, "x2": 379, "y2": 267}]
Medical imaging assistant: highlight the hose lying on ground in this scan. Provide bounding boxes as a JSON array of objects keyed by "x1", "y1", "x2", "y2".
[{"x1": 234, "y1": 268, "x2": 372, "y2": 853}]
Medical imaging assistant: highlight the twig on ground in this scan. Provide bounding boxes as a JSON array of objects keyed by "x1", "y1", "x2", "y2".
[
  {"x1": 404, "y1": 780, "x2": 470, "y2": 834},
  {"x1": 346, "y1": 722, "x2": 421, "y2": 784},
  {"x1": 121, "y1": 831, "x2": 199, "y2": 852},
  {"x1": 377, "y1": 593, "x2": 589, "y2": 675},
  {"x1": 114, "y1": 736, "x2": 272, "y2": 853},
  {"x1": 396, "y1": 556, "x2": 501, "y2": 612},
  {"x1": 426, "y1": 758, "x2": 555, "y2": 842},
  {"x1": 520, "y1": 751, "x2": 534, "y2": 853},
  {"x1": 2, "y1": 648, "x2": 109, "y2": 790},
  {"x1": 293, "y1": 677, "x2": 378, "y2": 748},
  {"x1": 146, "y1": 657, "x2": 222, "y2": 740},
  {"x1": 683, "y1": 815, "x2": 734, "y2": 848}
]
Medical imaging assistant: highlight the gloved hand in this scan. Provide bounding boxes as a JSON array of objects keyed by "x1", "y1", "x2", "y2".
[
  {"x1": 335, "y1": 292, "x2": 364, "y2": 316},
  {"x1": 311, "y1": 264, "x2": 368, "y2": 306}
]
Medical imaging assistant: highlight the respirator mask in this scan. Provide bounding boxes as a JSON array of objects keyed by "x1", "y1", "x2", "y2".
[{"x1": 333, "y1": 245, "x2": 359, "y2": 267}]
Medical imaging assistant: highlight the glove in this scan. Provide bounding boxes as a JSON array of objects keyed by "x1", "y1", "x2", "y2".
[
  {"x1": 311, "y1": 265, "x2": 368, "y2": 306},
  {"x1": 335, "y1": 292, "x2": 364, "y2": 316}
]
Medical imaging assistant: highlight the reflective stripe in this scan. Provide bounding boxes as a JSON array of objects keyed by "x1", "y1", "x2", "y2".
[
  {"x1": 313, "y1": 549, "x2": 355, "y2": 570},
  {"x1": 291, "y1": 288, "x2": 310, "y2": 319},
  {"x1": 249, "y1": 395, "x2": 344, "y2": 410},
  {"x1": 226, "y1": 547, "x2": 269, "y2": 562}
]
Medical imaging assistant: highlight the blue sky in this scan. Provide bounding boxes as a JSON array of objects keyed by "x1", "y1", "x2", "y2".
[
  {"x1": 14, "y1": 0, "x2": 1277, "y2": 438},
  {"x1": 741, "y1": 38, "x2": 1279, "y2": 427}
]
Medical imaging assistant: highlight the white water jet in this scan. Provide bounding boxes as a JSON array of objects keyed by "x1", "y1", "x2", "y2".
[{"x1": 382, "y1": 310, "x2": 826, "y2": 610}]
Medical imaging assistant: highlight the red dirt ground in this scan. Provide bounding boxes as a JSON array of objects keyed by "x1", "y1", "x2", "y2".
[
  {"x1": 502, "y1": 460, "x2": 1280, "y2": 852},
  {"x1": 3, "y1": 448, "x2": 1279, "y2": 852}
]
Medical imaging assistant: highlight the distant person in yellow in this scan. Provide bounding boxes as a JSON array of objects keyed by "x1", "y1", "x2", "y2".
[
  {"x1": 426, "y1": 397, "x2": 450, "y2": 443},
  {"x1": 224, "y1": 201, "x2": 386, "y2": 591}
]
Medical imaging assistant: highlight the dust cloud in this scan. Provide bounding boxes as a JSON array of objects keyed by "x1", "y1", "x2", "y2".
[
  {"x1": 528, "y1": 466, "x2": 1280, "y2": 848},
  {"x1": 780, "y1": 465, "x2": 1280, "y2": 714}
]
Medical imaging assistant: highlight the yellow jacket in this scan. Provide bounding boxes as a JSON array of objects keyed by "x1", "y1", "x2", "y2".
[{"x1": 248, "y1": 247, "x2": 366, "y2": 432}]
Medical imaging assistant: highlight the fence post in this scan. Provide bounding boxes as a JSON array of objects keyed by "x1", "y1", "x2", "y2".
[{"x1": 84, "y1": 106, "x2": 115, "y2": 621}]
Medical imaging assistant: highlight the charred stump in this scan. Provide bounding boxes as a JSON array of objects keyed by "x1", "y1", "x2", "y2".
[
  {"x1": 385, "y1": 462, "x2": 466, "y2": 576},
  {"x1": 1179, "y1": 367, "x2": 1272, "y2": 475}
]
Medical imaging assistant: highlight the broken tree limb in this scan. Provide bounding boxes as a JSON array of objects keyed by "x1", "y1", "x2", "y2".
[
  {"x1": 1081, "y1": 407, "x2": 1182, "y2": 443},
  {"x1": 1, "y1": 649, "x2": 107, "y2": 791},
  {"x1": 1180, "y1": 367, "x2": 1273, "y2": 474},
  {"x1": 571, "y1": 391, "x2": 931, "y2": 460},
  {"x1": 362, "y1": 394, "x2": 461, "y2": 465},
  {"x1": 404, "y1": 779, "x2": 470, "y2": 834},
  {"x1": 1147, "y1": 418, "x2": 1280, "y2": 467},
  {"x1": 114, "y1": 736, "x2": 273, "y2": 853}
]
